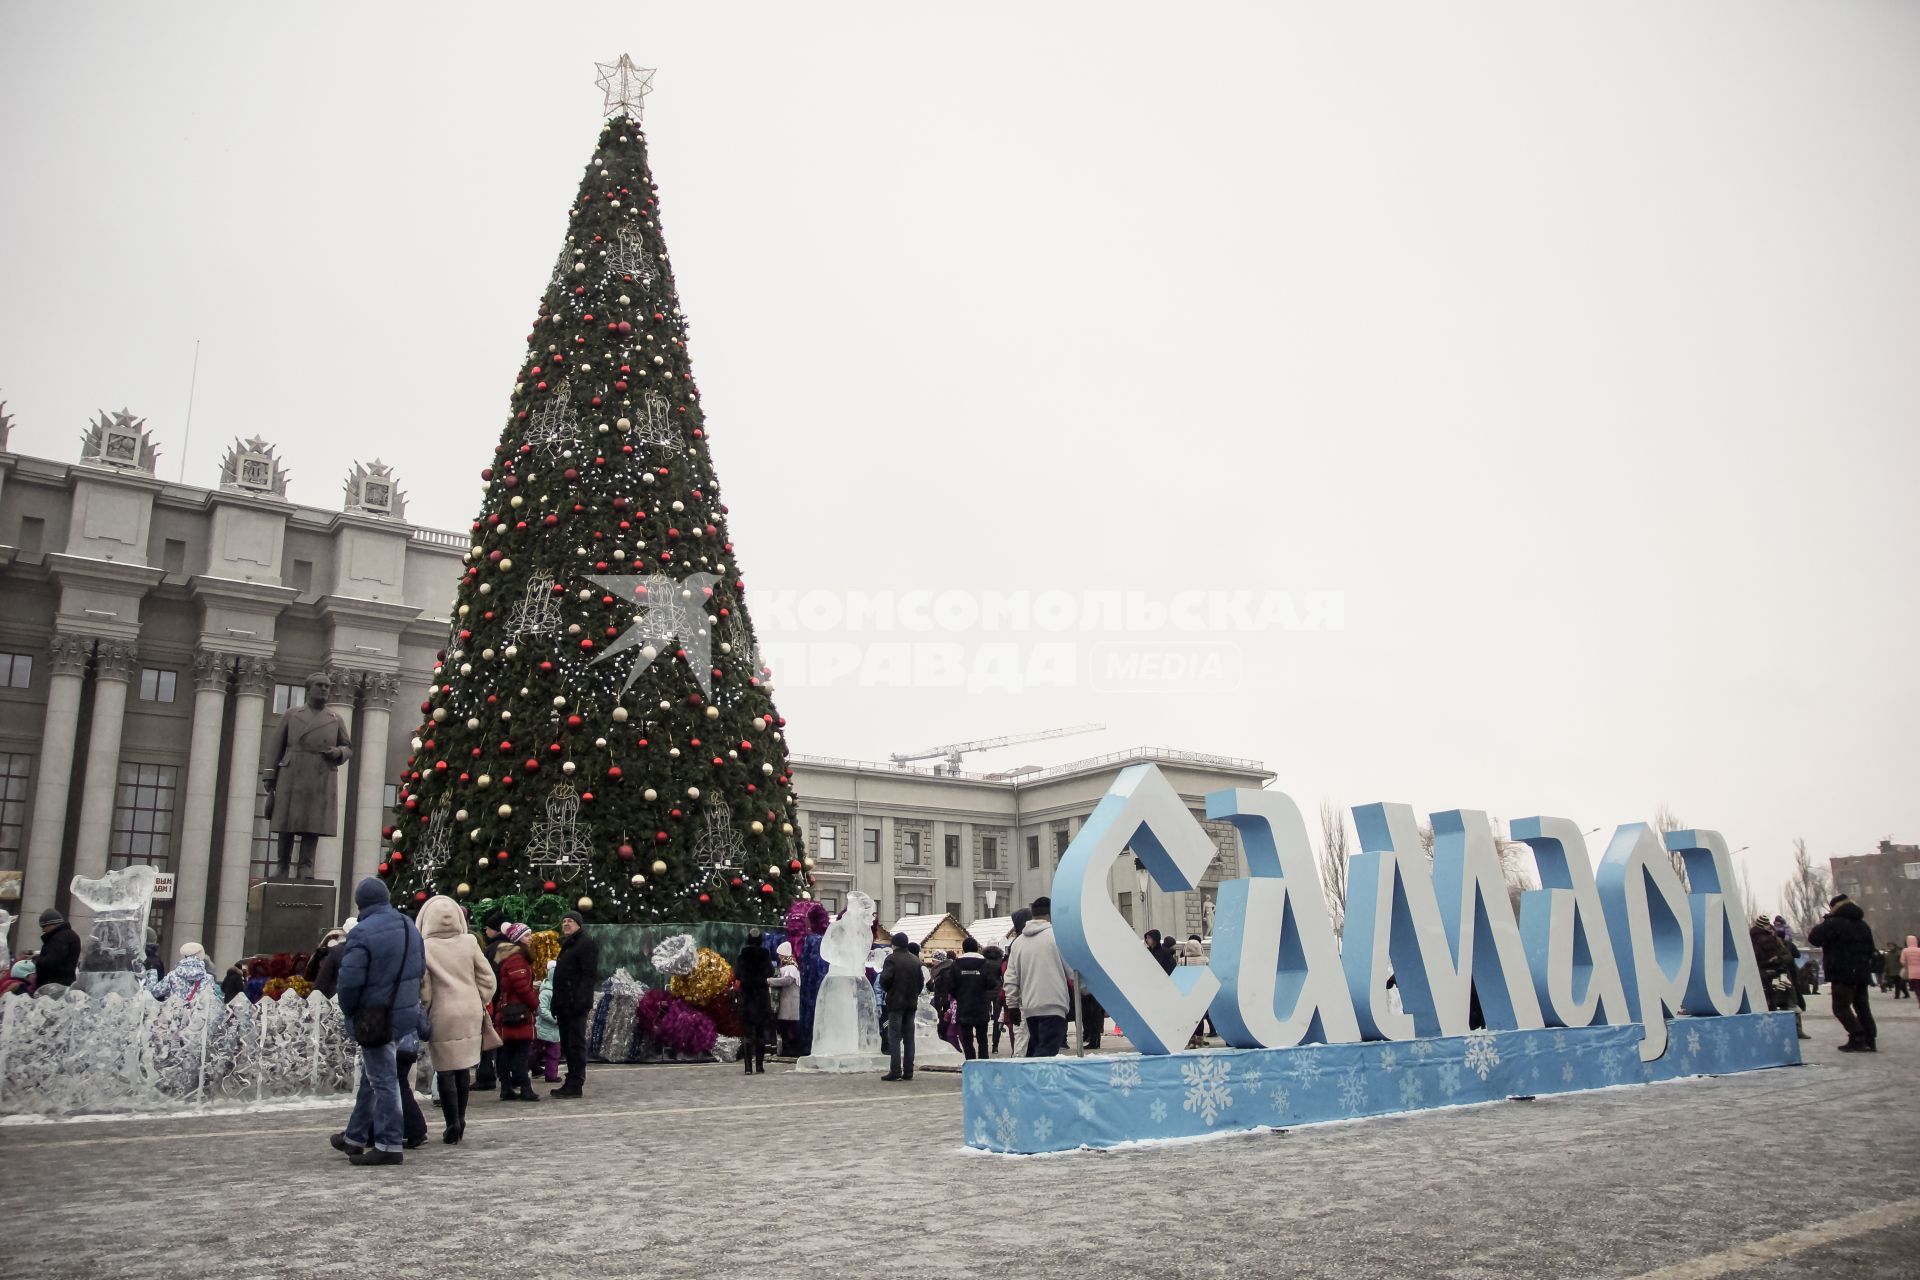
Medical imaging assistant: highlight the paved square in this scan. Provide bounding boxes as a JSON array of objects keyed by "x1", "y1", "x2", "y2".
[{"x1": 2, "y1": 1002, "x2": 1914, "y2": 1280}]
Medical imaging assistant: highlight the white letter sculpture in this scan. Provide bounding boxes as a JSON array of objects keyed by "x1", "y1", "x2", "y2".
[
  {"x1": 1668, "y1": 828, "x2": 1766, "y2": 1017},
  {"x1": 1204, "y1": 789, "x2": 1359, "y2": 1048},
  {"x1": 1053, "y1": 765, "x2": 1221, "y2": 1055},
  {"x1": 1595, "y1": 824, "x2": 1693, "y2": 1061},
  {"x1": 1511, "y1": 816, "x2": 1631, "y2": 1030}
]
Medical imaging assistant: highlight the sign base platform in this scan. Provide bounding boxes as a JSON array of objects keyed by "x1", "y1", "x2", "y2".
[{"x1": 962, "y1": 1013, "x2": 1801, "y2": 1154}]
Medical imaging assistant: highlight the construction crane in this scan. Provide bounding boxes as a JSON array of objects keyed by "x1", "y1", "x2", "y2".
[{"x1": 890, "y1": 723, "x2": 1105, "y2": 774}]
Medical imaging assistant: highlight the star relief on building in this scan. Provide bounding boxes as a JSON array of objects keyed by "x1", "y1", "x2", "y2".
[
  {"x1": 79, "y1": 408, "x2": 160, "y2": 473},
  {"x1": 218, "y1": 436, "x2": 291, "y2": 497},
  {"x1": 343, "y1": 459, "x2": 407, "y2": 519}
]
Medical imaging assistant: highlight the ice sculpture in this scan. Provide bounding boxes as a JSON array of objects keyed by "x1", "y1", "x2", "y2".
[
  {"x1": 795, "y1": 891, "x2": 891, "y2": 1073},
  {"x1": 914, "y1": 981, "x2": 964, "y2": 1069},
  {"x1": 71, "y1": 864, "x2": 159, "y2": 998},
  {"x1": 0, "y1": 908, "x2": 15, "y2": 956}
]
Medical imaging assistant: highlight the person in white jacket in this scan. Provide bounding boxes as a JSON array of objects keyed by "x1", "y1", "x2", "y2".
[
  {"x1": 1002, "y1": 896, "x2": 1072, "y2": 1057},
  {"x1": 770, "y1": 941, "x2": 803, "y2": 1056}
]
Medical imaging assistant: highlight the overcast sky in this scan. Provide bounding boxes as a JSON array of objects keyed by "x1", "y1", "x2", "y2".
[{"x1": 3, "y1": 3, "x2": 1915, "y2": 914}]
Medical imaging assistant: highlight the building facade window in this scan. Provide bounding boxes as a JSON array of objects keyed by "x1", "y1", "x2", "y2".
[
  {"x1": 1905, "y1": 862, "x2": 1920, "y2": 880},
  {"x1": 902, "y1": 830, "x2": 923, "y2": 865},
  {"x1": 0, "y1": 752, "x2": 30, "y2": 869},
  {"x1": 946, "y1": 900, "x2": 962, "y2": 919},
  {"x1": 138, "y1": 668, "x2": 178, "y2": 703},
  {"x1": 817, "y1": 823, "x2": 838, "y2": 861},
  {"x1": 384, "y1": 783, "x2": 399, "y2": 809},
  {"x1": 817, "y1": 890, "x2": 842, "y2": 914},
  {"x1": 944, "y1": 833, "x2": 960, "y2": 867},
  {"x1": 981, "y1": 836, "x2": 999, "y2": 872},
  {"x1": 1054, "y1": 829, "x2": 1071, "y2": 863},
  {"x1": 110, "y1": 762, "x2": 178, "y2": 869},
  {"x1": 862, "y1": 828, "x2": 880, "y2": 863},
  {"x1": 272, "y1": 683, "x2": 307, "y2": 715},
  {"x1": 1027, "y1": 834, "x2": 1040, "y2": 869},
  {"x1": 0, "y1": 652, "x2": 31, "y2": 689},
  {"x1": 901, "y1": 897, "x2": 922, "y2": 916}
]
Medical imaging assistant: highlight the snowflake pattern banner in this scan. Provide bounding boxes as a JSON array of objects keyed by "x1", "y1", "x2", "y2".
[{"x1": 962, "y1": 1013, "x2": 1800, "y2": 1154}]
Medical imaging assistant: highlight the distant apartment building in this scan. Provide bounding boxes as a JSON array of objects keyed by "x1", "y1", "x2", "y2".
[{"x1": 1829, "y1": 840, "x2": 1920, "y2": 937}]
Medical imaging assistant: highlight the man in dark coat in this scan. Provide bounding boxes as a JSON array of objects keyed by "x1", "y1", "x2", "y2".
[
  {"x1": 1807, "y1": 895, "x2": 1878, "y2": 1051},
  {"x1": 1144, "y1": 929, "x2": 1178, "y2": 975},
  {"x1": 934, "y1": 936, "x2": 1000, "y2": 1060},
  {"x1": 548, "y1": 910, "x2": 600, "y2": 1098},
  {"x1": 878, "y1": 932, "x2": 925, "y2": 1081},
  {"x1": 34, "y1": 909, "x2": 81, "y2": 989},
  {"x1": 734, "y1": 929, "x2": 776, "y2": 1075},
  {"x1": 331, "y1": 878, "x2": 424, "y2": 1165}
]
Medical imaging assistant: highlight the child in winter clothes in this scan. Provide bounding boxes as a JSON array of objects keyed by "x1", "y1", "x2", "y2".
[
  {"x1": 0, "y1": 959, "x2": 33, "y2": 999},
  {"x1": 534, "y1": 967, "x2": 562, "y2": 1083}
]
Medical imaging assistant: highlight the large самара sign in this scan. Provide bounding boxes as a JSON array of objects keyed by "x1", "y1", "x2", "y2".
[{"x1": 961, "y1": 764, "x2": 1797, "y2": 1154}]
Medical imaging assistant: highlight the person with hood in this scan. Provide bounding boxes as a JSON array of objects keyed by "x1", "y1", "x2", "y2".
[
  {"x1": 220, "y1": 959, "x2": 246, "y2": 1003},
  {"x1": 150, "y1": 942, "x2": 220, "y2": 1003},
  {"x1": 770, "y1": 941, "x2": 802, "y2": 1056},
  {"x1": 1003, "y1": 897, "x2": 1072, "y2": 1057},
  {"x1": 878, "y1": 932, "x2": 924, "y2": 1081},
  {"x1": 416, "y1": 894, "x2": 496, "y2": 1144},
  {"x1": 331, "y1": 877, "x2": 425, "y2": 1165},
  {"x1": 548, "y1": 910, "x2": 600, "y2": 1098},
  {"x1": 1883, "y1": 943, "x2": 1909, "y2": 999},
  {"x1": 934, "y1": 936, "x2": 1000, "y2": 1060},
  {"x1": 1145, "y1": 929, "x2": 1178, "y2": 975},
  {"x1": 983, "y1": 945, "x2": 1008, "y2": 1056},
  {"x1": 0, "y1": 959, "x2": 34, "y2": 999},
  {"x1": 474, "y1": 907, "x2": 510, "y2": 1091},
  {"x1": 305, "y1": 926, "x2": 344, "y2": 984},
  {"x1": 313, "y1": 920, "x2": 355, "y2": 998},
  {"x1": 735, "y1": 929, "x2": 776, "y2": 1074},
  {"x1": 1001, "y1": 909, "x2": 1033, "y2": 1056},
  {"x1": 33, "y1": 909, "x2": 80, "y2": 990},
  {"x1": 1807, "y1": 895, "x2": 1878, "y2": 1052},
  {"x1": 1901, "y1": 934, "x2": 1920, "y2": 999},
  {"x1": 534, "y1": 964, "x2": 561, "y2": 1084},
  {"x1": 489, "y1": 923, "x2": 540, "y2": 1102}
]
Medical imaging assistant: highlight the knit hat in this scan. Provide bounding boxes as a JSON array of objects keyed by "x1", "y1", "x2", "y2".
[
  {"x1": 180, "y1": 942, "x2": 205, "y2": 959},
  {"x1": 891, "y1": 931, "x2": 909, "y2": 947},
  {"x1": 503, "y1": 923, "x2": 532, "y2": 944},
  {"x1": 38, "y1": 908, "x2": 65, "y2": 929},
  {"x1": 482, "y1": 908, "x2": 507, "y2": 933},
  {"x1": 1828, "y1": 894, "x2": 1850, "y2": 908},
  {"x1": 145, "y1": 927, "x2": 159, "y2": 947},
  {"x1": 10, "y1": 959, "x2": 33, "y2": 980},
  {"x1": 1752, "y1": 915, "x2": 1772, "y2": 930},
  {"x1": 776, "y1": 941, "x2": 794, "y2": 959},
  {"x1": 561, "y1": 910, "x2": 584, "y2": 927}
]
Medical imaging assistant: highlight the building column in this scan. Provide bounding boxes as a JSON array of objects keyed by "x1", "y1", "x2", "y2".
[
  {"x1": 212, "y1": 656, "x2": 273, "y2": 964},
  {"x1": 18, "y1": 634, "x2": 96, "y2": 926},
  {"x1": 311, "y1": 667, "x2": 357, "y2": 904},
  {"x1": 67, "y1": 640, "x2": 137, "y2": 931},
  {"x1": 349, "y1": 672, "x2": 398, "y2": 903},
  {"x1": 167, "y1": 651, "x2": 232, "y2": 953}
]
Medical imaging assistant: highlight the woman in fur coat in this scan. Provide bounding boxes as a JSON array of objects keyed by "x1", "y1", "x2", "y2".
[{"x1": 418, "y1": 895, "x2": 497, "y2": 1143}]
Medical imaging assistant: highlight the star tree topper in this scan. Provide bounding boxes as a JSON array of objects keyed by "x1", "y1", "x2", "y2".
[{"x1": 595, "y1": 55, "x2": 656, "y2": 121}]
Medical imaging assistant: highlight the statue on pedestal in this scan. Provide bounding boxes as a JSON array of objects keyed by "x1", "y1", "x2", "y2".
[{"x1": 262, "y1": 672, "x2": 353, "y2": 881}]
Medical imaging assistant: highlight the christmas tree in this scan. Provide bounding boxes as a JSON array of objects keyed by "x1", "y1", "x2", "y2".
[{"x1": 384, "y1": 58, "x2": 810, "y2": 925}]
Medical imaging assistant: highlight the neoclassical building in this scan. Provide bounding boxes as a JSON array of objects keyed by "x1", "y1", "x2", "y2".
[
  {"x1": 790, "y1": 747, "x2": 1274, "y2": 940},
  {"x1": 0, "y1": 408, "x2": 464, "y2": 962}
]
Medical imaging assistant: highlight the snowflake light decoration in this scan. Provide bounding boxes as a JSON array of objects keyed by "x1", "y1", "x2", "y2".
[
  {"x1": 631, "y1": 390, "x2": 681, "y2": 451},
  {"x1": 412, "y1": 801, "x2": 452, "y2": 881},
  {"x1": 524, "y1": 378, "x2": 582, "y2": 460},
  {"x1": 606, "y1": 226, "x2": 659, "y2": 287}
]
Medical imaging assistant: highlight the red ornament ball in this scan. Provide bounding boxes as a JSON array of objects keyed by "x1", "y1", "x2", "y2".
[
  {"x1": 543, "y1": 880, "x2": 558, "y2": 892},
  {"x1": 698, "y1": 893, "x2": 711, "y2": 905}
]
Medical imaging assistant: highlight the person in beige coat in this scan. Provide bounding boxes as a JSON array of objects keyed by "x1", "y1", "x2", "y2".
[{"x1": 418, "y1": 895, "x2": 497, "y2": 1145}]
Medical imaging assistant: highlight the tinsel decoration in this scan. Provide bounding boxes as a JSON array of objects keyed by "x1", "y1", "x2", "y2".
[
  {"x1": 288, "y1": 977, "x2": 314, "y2": 999},
  {"x1": 668, "y1": 947, "x2": 732, "y2": 1005},
  {"x1": 636, "y1": 986, "x2": 675, "y2": 1037},
  {"x1": 655, "y1": 999, "x2": 717, "y2": 1057},
  {"x1": 593, "y1": 968, "x2": 647, "y2": 1062},
  {"x1": 651, "y1": 933, "x2": 699, "y2": 977},
  {"x1": 701, "y1": 989, "x2": 743, "y2": 1039},
  {"x1": 712, "y1": 1034, "x2": 742, "y2": 1063},
  {"x1": 529, "y1": 930, "x2": 561, "y2": 980},
  {"x1": 785, "y1": 900, "x2": 829, "y2": 953}
]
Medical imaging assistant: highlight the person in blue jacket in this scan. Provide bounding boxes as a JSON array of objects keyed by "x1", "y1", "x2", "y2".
[{"x1": 330, "y1": 877, "x2": 425, "y2": 1166}]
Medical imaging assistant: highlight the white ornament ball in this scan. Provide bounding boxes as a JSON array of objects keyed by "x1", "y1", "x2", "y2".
[
  {"x1": 767, "y1": 864, "x2": 781, "y2": 876},
  {"x1": 643, "y1": 788, "x2": 657, "y2": 801},
  {"x1": 510, "y1": 495, "x2": 524, "y2": 509},
  {"x1": 783, "y1": 823, "x2": 794, "y2": 835},
  {"x1": 577, "y1": 896, "x2": 593, "y2": 911},
  {"x1": 669, "y1": 747, "x2": 681, "y2": 759},
  {"x1": 455, "y1": 809, "x2": 469, "y2": 822},
  {"x1": 456, "y1": 883, "x2": 471, "y2": 897},
  {"x1": 612, "y1": 706, "x2": 629, "y2": 723},
  {"x1": 651, "y1": 859, "x2": 668, "y2": 876},
  {"x1": 431, "y1": 707, "x2": 447, "y2": 722},
  {"x1": 459, "y1": 663, "x2": 472, "y2": 676},
  {"x1": 804, "y1": 856, "x2": 815, "y2": 869},
  {"x1": 478, "y1": 583, "x2": 491, "y2": 595},
  {"x1": 466, "y1": 717, "x2": 481, "y2": 731},
  {"x1": 562, "y1": 761, "x2": 576, "y2": 775},
  {"x1": 630, "y1": 874, "x2": 646, "y2": 887},
  {"x1": 761, "y1": 763, "x2": 774, "y2": 775},
  {"x1": 497, "y1": 804, "x2": 513, "y2": 818},
  {"x1": 477, "y1": 774, "x2": 492, "y2": 788},
  {"x1": 505, "y1": 645, "x2": 518, "y2": 659},
  {"x1": 482, "y1": 648, "x2": 495, "y2": 661},
  {"x1": 595, "y1": 737, "x2": 607, "y2": 749},
  {"x1": 750, "y1": 821, "x2": 764, "y2": 835},
  {"x1": 553, "y1": 696, "x2": 568, "y2": 709},
  {"x1": 671, "y1": 500, "x2": 685, "y2": 512},
  {"x1": 686, "y1": 787, "x2": 700, "y2": 800},
  {"x1": 705, "y1": 706, "x2": 719, "y2": 720}
]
